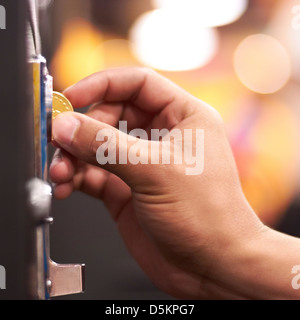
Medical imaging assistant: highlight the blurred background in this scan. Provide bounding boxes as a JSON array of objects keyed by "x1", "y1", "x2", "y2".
[{"x1": 37, "y1": 0, "x2": 300, "y2": 299}]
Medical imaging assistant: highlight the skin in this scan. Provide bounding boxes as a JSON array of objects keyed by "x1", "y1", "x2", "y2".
[{"x1": 50, "y1": 67, "x2": 300, "y2": 300}]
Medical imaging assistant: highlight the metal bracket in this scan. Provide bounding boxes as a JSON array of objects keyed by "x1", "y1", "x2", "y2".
[
  {"x1": 47, "y1": 260, "x2": 85, "y2": 298},
  {"x1": 29, "y1": 55, "x2": 85, "y2": 299}
]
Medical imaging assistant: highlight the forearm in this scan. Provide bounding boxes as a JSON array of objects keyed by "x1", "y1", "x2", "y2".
[{"x1": 217, "y1": 226, "x2": 300, "y2": 299}]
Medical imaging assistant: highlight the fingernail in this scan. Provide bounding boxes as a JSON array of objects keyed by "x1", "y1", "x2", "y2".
[
  {"x1": 49, "y1": 148, "x2": 64, "y2": 170},
  {"x1": 51, "y1": 182, "x2": 57, "y2": 192},
  {"x1": 50, "y1": 152, "x2": 62, "y2": 169},
  {"x1": 52, "y1": 114, "x2": 80, "y2": 147}
]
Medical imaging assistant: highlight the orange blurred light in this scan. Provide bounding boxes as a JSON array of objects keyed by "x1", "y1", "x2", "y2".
[
  {"x1": 102, "y1": 38, "x2": 140, "y2": 69},
  {"x1": 51, "y1": 18, "x2": 104, "y2": 91},
  {"x1": 231, "y1": 97, "x2": 299, "y2": 226}
]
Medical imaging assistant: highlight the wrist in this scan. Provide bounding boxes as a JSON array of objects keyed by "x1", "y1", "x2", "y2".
[{"x1": 213, "y1": 224, "x2": 300, "y2": 299}]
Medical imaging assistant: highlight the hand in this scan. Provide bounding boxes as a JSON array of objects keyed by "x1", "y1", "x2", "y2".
[{"x1": 50, "y1": 67, "x2": 265, "y2": 299}]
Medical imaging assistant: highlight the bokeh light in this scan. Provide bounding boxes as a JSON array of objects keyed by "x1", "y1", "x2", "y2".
[
  {"x1": 233, "y1": 34, "x2": 291, "y2": 94},
  {"x1": 101, "y1": 39, "x2": 138, "y2": 68},
  {"x1": 152, "y1": 0, "x2": 248, "y2": 27},
  {"x1": 129, "y1": 9, "x2": 219, "y2": 72},
  {"x1": 51, "y1": 18, "x2": 104, "y2": 91}
]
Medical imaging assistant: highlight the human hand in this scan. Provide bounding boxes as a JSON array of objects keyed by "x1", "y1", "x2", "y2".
[{"x1": 50, "y1": 67, "x2": 264, "y2": 299}]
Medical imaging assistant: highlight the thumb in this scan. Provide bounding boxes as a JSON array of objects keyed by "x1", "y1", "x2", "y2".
[{"x1": 52, "y1": 112, "x2": 149, "y2": 187}]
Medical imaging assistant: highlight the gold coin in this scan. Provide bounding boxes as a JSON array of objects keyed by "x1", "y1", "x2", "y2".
[{"x1": 52, "y1": 91, "x2": 74, "y2": 119}]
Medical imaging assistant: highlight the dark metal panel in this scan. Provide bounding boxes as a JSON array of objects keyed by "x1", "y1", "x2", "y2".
[{"x1": 0, "y1": 0, "x2": 36, "y2": 299}]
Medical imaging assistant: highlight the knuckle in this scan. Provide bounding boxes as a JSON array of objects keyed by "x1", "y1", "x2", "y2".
[
  {"x1": 88, "y1": 132, "x2": 100, "y2": 158},
  {"x1": 72, "y1": 122, "x2": 99, "y2": 162},
  {"x1": 136, "y1": 66, "x2": 157, "y2": 77},
  {"x1": 195, "y1": 100, "x2": 225, "y2": 127},
  {"x1": 209, "y1": 107, "x2": 224, "y2": 125}
]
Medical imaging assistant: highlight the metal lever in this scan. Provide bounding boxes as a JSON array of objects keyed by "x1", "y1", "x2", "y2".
[{"x1": 47, "y1": 261, "x2": 85, "y2": 298}]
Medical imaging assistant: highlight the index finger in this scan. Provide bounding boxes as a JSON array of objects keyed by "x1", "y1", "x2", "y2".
[{"x1": 63, "y1": 67, "x2": 188, "y2": 113}]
